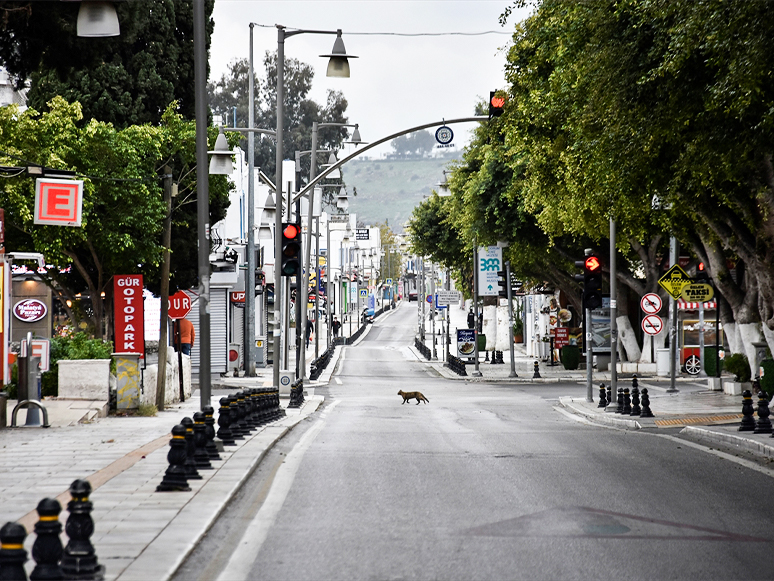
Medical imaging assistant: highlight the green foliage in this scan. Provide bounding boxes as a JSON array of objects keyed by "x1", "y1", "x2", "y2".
[
  {"x1": 513, "y1": 317, "x2": 524, "y2": 337},
  {"x1": 703, "y1": 347, "x2": 724, "y2": 377},
  {"x1": 138, "y1": 403, "x2": 158, "y2": 417},
  {"x1": 1, "y1": 1, "x2": 214, "y2": 128},
  {"x1": 40, "y1": 332, "x2": 114, "y2": 397},
  {"x1": 724, "y1": 353, "x2": 751, "y2": 383},
  {"x1": 560, "y1": 345, "x2": 580, "y2": 370},
  {"x1": 389, "y1": 131, "x2": 437, "y2": 159}
]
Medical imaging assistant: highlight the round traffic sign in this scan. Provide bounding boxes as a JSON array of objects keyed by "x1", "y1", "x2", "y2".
[
  {"x1": 168, "y1": 290, "x2": 192, "y2": 319},
  {"x1": 640, "y1": 293, "x2": 662, "y2": 314},
  {"x1": 641, "y1": 314, "x2": 663, "y2": 336}
]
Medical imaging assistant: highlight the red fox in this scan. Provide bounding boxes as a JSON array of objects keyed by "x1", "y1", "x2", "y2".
[{"x1": 398, "y1": 390, "x2": 429, "y2": 405}]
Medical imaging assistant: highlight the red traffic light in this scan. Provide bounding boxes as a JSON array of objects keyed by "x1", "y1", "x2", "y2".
[
  {"x1": 585, "y1": 256, "x2": 601, "y2": 271},
  {"x1": 283, "y1": 223, "x2": 299, "y2": 239},
  {"x1": 491, "y1": 95, "x2": 505, "y2": 108}
]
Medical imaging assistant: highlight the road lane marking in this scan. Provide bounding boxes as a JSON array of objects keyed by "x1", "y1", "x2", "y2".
[
  {"x1": 335, "y1": 377, "x2": 342, "y2": 384},
  {"x1": 217, "y1": 400, "x2": 341, "y2": 581}
]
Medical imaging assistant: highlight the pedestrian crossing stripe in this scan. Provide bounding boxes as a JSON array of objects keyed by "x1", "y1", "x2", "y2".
[{"x1": 658, "y1": 264, "x2": 693, "y2": 299}]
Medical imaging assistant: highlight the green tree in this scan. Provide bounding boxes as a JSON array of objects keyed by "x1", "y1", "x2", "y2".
[{"x1": 0, "y1": 0, "x2": 214, "y2": 127}]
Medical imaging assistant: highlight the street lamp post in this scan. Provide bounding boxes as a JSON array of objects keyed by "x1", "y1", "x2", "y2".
[{"x1": 273, "y1": 24, "x2": 356, "y2": 389}]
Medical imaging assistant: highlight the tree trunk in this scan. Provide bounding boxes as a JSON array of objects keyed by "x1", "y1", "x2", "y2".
[{"x1": 156, "y1": 168, "x2": 173, "y2": 411}]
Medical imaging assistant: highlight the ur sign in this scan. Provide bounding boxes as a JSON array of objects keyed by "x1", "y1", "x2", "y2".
[
  {"x1": 34, "y1": 178, "x2": 84, "y2": 226},
  {"x1": 114, "y1": 275, "x2": 144, "y2": 357}
]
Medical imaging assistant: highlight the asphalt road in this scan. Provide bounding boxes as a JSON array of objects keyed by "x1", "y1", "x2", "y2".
[{"x1": 175, "y1": 304, "x2": 774, "y2": 581}]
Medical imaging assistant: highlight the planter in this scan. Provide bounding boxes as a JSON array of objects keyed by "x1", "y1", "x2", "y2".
[
  {"x1": 560, "y1": 345, "x2": 580, "y2": 370},
  {"x1": 514, "y1": 334, "x2": 523, "y2": 344},
  {"x1": 58, "y1": 359, "x2": 111, "y2": 400},
  {"x1": 723, "y1": 380, "x2": 751, "y2": 396}
]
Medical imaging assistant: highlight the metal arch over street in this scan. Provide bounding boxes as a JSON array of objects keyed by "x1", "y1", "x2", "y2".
[{"x1": 293, "y1": 116, "x2": 488, "y2": 203}]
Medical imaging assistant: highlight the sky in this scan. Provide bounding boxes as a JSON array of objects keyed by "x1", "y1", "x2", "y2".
[{"x1": 209, "y1": 0, "x2": 532, "y2": 159}]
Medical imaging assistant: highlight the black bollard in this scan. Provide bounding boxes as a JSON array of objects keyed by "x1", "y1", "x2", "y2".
[
  {"x1": 156, "y1": 424, "x2": 191, "y2": 492},
  {"x1": 233, "y1": 394, "x2": 250, "y2": 436},
  {"x1": 61, "y1": 479, "x2": 104, "y2": 580},
  {"x1": 632, "y1": 374, "x2": 639, "y2": 389},
  {"x1": 622, "y1": 388, "x2": 632, "y2": 415},
  {"x1": 228, "y1": 396, "x2": 245, "y2": 439},
  {"x1": 616, "y1": 387, "x2": 624, "y2": 414},
  {"x1": 0, "y1": 521, "x2": 28, "y2": 581},
  {"x1": 533, "y1": 360, "x2": 541, "y2": 379},
  {"x1": 192, "y1": 412, "x2": 213, "y2": 470},
  {"x1": 630, "y1": 385, "x2": 641, "y2": 416},
  {"x1": 754, "y1": 392, "x2": 773, "y2": 434},
  {"x1": 216, "y1": 398, "x2": 237, "y2": 446},
  {"x1": 640, "y1": 388, "x2": 654, "y2": 418},
  {"x1": 180, "y1": 417, "x2": 202, "y2": 480},
  {"x1": 30, "y1": 498, "x2": 63, "y2": 581},
  {"x1": 248, "y1": 390, "x2": 261, "y2": 426},
  {"x1": 606, "y1": 385, "x2": 612, "y2": 410},
  {"x1": 203, "y1": 406, "x2": 222, "y2": 460},
  {"x1": 598, "y1": 383, "x2": 607, "y2": 408},
  {"x1": 739, "y1": 390, "x2": 756, "y2": 432},
  {"x1": 237, "y1": 392, "x2": 254, "y2": 431}
]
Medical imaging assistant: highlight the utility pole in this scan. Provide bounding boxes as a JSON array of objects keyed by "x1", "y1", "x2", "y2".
[
  {"x1": 506, "y1": 261, "x2": 517, "y2": 378},
  {"x1": 156, "y1": 166, "x2": 173, "y2": 410}
]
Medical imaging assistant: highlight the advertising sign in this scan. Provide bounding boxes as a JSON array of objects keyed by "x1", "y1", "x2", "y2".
[
  {"x1": 356, "y1": 228, "x2": 369, "y2": 240},
  {"x1": 477, "y1": 246, "x2": 503, "y2": 296},
  {"x1": 13, "y1": 299, "x2": 47, "y2": 322},
  {"x1": 681, "y1": 283, "x2": 714, "y2": 303},
  {"x1": 114, "y1": 275, "x2": 144, "y2": 357},
  {"x1": 457, "y1": 329, "x2": 476, "y2": 359},
  {"x1": 34, "y1": 178, "x2": 84, "y2": 227},
  {"x1": 230, "y1": 291, "x2": 245, "y2": 308},
  {"x1": 554, "y1": 327, "x2": 569, "y2": 349}
]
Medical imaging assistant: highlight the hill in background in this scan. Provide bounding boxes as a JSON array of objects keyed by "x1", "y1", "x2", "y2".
[{"x1": 343, "y1": 155, "x2": 459, "y2": 230}]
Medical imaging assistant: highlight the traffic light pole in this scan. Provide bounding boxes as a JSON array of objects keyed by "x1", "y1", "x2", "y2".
[
  {"x1": 506, "y1": 261, "x2": 517, "y2": 378},
  {"x1": 586, "y1": 307, "x2": 593, "y2": 402},
  {"x1": 472, "y1": 244, "x2": 482, "y2": 377},
  {"x1": 610, "y1": 218, "x2": 618, "y2": 397}
]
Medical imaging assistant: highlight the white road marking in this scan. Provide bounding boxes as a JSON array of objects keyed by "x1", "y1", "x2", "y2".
[
  {"x1": 335, "y1": 377, "x2": 342, "y2": 385},
  {"x1": 217, "y1": 400, "x2": 341, "y2": 581}
]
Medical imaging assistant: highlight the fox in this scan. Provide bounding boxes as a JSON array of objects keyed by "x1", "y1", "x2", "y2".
[{"x1": 398, "y1": 390, "x2": 429, "y2": 405}]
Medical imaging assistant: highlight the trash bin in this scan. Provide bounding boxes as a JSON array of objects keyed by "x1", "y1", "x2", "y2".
[{"x1": 657, "y1": 348, "x2": 671, "y2": 376}]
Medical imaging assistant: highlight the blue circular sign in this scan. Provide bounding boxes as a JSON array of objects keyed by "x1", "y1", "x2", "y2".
[{"x1": 435, "y1": 125, "x2": 454, "y2": 145}]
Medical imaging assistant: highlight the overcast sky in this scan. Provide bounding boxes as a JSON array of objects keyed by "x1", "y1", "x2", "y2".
[{"x1": 209, "y1": 1, "x2": 532, "y2": 159}]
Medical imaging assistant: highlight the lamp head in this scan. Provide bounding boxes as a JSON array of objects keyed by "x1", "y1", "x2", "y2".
[
  {"x1": 77, "y1": 1, "x2": 120, "y2": 37},
  {"x1": 208, "y1": 127, "x2": 234, "y2": 175},
  {"x1": 320, "y1": 30, "x2": 357, "y2": 78}
]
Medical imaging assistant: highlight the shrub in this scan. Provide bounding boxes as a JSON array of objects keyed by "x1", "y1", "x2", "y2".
[
  {"x1": 513, "y1": 317, "x2": 524, "y2": 337},
  {"x1": 42, "y1": 333, "x2": 114, "y2": 397},
  {"x1": 724, "y1": 352, "x2": 751, "y2": 383},
  {"x1": 703, "y1": 347, "x2": 724, "y2": 377},
  {"x1": 560, "y1": 345, "x2": 580, "y2": 370}
]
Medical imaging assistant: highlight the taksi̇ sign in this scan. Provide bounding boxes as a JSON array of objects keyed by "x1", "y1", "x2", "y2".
[
  {"x1": 478, "y1": 246, "x2": 503, "y2": 297},
  {"x1": 13, "y1": 299, "x2": 47, "y2": 322},
  {"x1": 34, "y1": 178, "x2": 84, "y2": 227},
  {"x1": 681, "y1": 283, "x2": 714, "y2": 303},
  {"x1": 114, "y1": 275, "x2": 144, "y2": 356}
]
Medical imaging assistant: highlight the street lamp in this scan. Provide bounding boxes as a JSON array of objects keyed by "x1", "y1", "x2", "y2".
[{"x1": 273, "y1": 24, "x2": 356, "y2": 389}]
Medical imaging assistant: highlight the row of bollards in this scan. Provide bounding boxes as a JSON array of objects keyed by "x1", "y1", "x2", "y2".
[
  {"x1": 445, "y1": 354, "x2": 468, "y2": 376},
  {"x1": 288, "y1": 379, "x2": 305, "y2": 409},
  {"x1": 599, "y1": 376, "x2": 654, "y2": 418},
  {"x1": 157, "y1": 388, "x2": 285, "y2": 493},
  {"x1": 0, "y1": 479, "x2": 104, "y2": 581},
  {"x1": 739, "y1": 389, "x2": 774, "y2": 434}
]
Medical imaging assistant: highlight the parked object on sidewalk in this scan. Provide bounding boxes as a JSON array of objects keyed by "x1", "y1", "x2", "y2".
[
  {"x1": 598, "y1": 383, "x2": 607, "y2": 408},
  {"x1": 31, "y1": 497, "x2": 63, "y2": 580},
  {"x1": 738, "y1": 390, "x2": 756, "y2": 432},
  {"x1": 157, "y1": 424, "x2": 191, "y2": 492},
  {"x1": 61, "y1": 479, "x2": 104, "y2": 580},
  {"x1": 0, "y1": 521, "x2": 28, "y2": 580},
  {"x1": 532, "y1": 360, "x2": 541, "y2": 379},
  {"x1": 754, "y1": 392, "x2": 772, "y2": 434},
  {"x1": 640, "y1": 388, "x2": 654, "y2": 418},
  {"x1": 398, "y1": 390, "x2": 429, "y2": 405}
]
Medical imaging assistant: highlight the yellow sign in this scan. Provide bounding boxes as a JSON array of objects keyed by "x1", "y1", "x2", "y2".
[
  {"x1": 658, "y1": 264, "x2": 693, "y2": 299},
  {"x1": 255, "y1": 340, "x2": 263, "y2": 348},
  {"x1": 681, "y1": 283, "x2": 714, "y2": 302}
]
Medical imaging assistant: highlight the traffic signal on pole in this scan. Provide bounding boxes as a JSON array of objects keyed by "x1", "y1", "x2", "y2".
[
  {"x1": 280, "y1": 222, "x2": 301, "y2": 277},
  {"x1": 489, "y1": 91, "x2": 505, "y2": 119},
  {"x1": 582, "y1": 254, "x2": 603, "y2": 309},
  {"x1": 497, "y1": 270, "x2": 508, "y2": 298}
]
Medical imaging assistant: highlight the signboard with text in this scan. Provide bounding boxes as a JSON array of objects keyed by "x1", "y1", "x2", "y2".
[
  {"x1": 114, "y1": 275, "x2": 145, "y2": 357},
  {"x1": 477, "y1": 246, "x2": 502, "y2": 296},
  {"x1": 457, "y1": 329, "x2": 476, "y2": 359},
  {"x1": 554, "y1": 327, "x2": 569, "y2": 349},
  {"x1": 34, "y1": 178, "x2": 84, "y2": 227}
]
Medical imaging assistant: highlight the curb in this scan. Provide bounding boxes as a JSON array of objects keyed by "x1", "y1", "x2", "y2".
[
  {"x1": 115, "y1": 396, "x2": 324, "y2": 581},
  {"x1": 558, "y1": 397, "x2": 642, "y2": 430},
  {"x1": 680, "y1": 426, "x2": 774, "y2": 460}
]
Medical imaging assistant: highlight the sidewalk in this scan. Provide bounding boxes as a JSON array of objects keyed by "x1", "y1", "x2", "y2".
[{"x1": 0, "y1": 335, "x2": 345, "y2": 580}]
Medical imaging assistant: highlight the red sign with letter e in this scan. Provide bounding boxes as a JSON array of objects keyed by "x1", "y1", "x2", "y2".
[
  {"x1": 34, "y1": 178, "x2": 83, "y2": 227},
  {"x1": 114, "y1": 275, "x2": 144, "y2": 357}
]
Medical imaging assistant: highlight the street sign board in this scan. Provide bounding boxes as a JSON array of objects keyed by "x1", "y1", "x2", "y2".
[
  {"x1": 385, "y1": 278, "x2": 393, "y2": 285},
  {"x1": 359, "y1": 289, "x2": 367, "y2": 298},
  {"x1": 681, "y1": 283, "x2": 714, "y2": 303},
  {"x1": 168, "y1": 290, "x2": 192, "y2": 319},
  {"x1": 658, "y1": 264, "x2": 693, "y2": 299},
  {"x1": 641, "y1": 314, "x2": 664, "y2": 336},
  {"x1": 34, "y1": 178, "x2": 84, "y2": 227},
  {"x1": 356, "y1": 228, "x2": 369, "y2": 240},
  {"x1": 437, "y1": 290, "x2": 461, "y2": 305},
  {"x1": 329, "y1": 214, "x2": 349, "y2": 223},
  {"x1": 640, "y1": 293, "x2": 662, "y2": 314},
  {"x1": 477, "y1": 246, "x2": 503, "y2": 296},
  {"x1": 457, "y1": 329, "x2": 475, "y2": 358},
  {"x1": 114, "y1": 275, "x2": 145, "y2": 357}
]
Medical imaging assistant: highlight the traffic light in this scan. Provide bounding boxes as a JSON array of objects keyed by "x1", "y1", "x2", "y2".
[
  {"x1": 583, "y1": 254, "x2": 603, "y2": 309},
  {"x1": 489, "y1": 91, "x2": 505, "y2": 119},
  {"x1": 280, "y1": 222, "x2": 301, "y2": 277},
  {"x1": 497, "y1": 270, "x2": 508, "y2": 298}
]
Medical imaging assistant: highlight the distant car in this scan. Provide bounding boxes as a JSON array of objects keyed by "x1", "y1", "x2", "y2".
[
  {"x1": 408, "y1": 292, "x2": 417, "y2": 302},
  {"x1": 363, "y1": 308, "x2": 374, "y2": 324}
]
